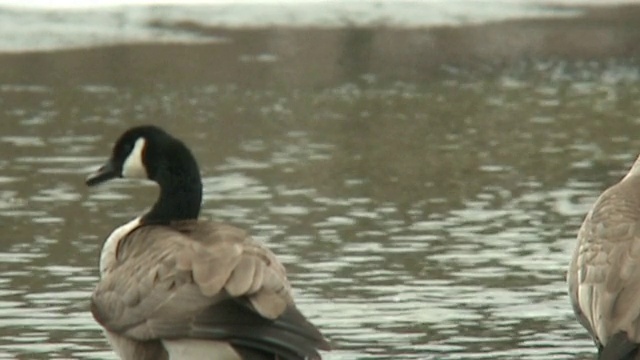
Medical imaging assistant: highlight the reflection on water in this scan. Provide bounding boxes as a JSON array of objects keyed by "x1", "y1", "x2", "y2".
[{"x1": 2, "y1": 12, "x2": 640, "y2": 360}]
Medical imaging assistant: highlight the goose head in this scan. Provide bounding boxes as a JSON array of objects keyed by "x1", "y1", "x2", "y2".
[
  {"x1": 86, "y1": 125, "x2": 203, "y2": 222},
  {"x1": 86, "y1": 125, "x2": 200, "y2": 188}
]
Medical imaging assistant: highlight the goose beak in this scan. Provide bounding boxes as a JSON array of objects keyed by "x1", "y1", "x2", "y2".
[{"x1": 86, "y1": 160, "x2": 119, "y2": 187}]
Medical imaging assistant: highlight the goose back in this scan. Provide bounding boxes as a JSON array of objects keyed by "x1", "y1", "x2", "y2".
[{"x1": 92, "y1": 220, "x2": 329, "y2": 360}]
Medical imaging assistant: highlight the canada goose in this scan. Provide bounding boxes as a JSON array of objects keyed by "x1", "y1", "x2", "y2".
[
  {"x1": 85, "y1": 125, "x2": 330, "y2": 360},
  {"x1": 568, "y1": 155, "x2": 640, "y2": 360}
]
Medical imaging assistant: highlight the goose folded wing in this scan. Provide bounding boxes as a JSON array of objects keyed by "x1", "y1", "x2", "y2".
[
  {"x1": 571, "y1": 191, "x2": 640, "y2": 352},
  {"x1": 91, "y1": 224, "x2": 329, "y2": 358}
]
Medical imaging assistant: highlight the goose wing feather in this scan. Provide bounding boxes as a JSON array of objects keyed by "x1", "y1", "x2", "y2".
[
  {"x1": 569, "y1": 175, "x2": 640, "y2": 355},
  {"x1": 91, "y1": 221, "x2": 329, "y2": 359}
]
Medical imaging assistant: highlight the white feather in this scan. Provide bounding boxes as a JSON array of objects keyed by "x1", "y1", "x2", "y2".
[
  {"x1": 163, "y1": 339, "x2": 241, "y2": 360},
  {"x1": 122, "y1": 138, "x2": 147, "y2": 179},
  {"x1": 100, "y1": 217, "x2": 141, "y2": 275}
]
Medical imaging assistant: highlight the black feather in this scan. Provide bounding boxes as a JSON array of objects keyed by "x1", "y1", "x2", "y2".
[{"x1": 599, "y1": 332, "x2": 638, "y2": 360}]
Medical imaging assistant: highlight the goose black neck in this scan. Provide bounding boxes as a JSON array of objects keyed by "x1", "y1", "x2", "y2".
[{"x1": 142, "y1": 146, "x2": 202, "y2": 225}]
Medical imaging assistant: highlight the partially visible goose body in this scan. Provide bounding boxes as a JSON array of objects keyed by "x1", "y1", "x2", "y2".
[
  {"x1": 86, "y1": 125, "x2": 330, "y2": 360},
  {"x1": 568, "y1": 155, "x2": 640, "y2": 360}
]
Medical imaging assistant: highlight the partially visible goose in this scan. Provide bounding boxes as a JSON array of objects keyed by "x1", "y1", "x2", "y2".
[
  {"x1": 568, "y1": 155, "x2": 640, "y2": 360},
  {"x1": 86, "y1": 125, "x2": 330, "y2": 360}
]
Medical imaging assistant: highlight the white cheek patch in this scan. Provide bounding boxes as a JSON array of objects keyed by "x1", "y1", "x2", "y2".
[
  {"x1": 122, "y1": 138, "x2": 148, "y2": 179},
  {"x1": 623, "y1": 153, "x2": 640, "y2": 181}
]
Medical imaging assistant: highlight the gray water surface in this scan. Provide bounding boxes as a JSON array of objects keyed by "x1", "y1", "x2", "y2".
[{"x1": 2, "y1": 8, "x2": 640, "y2": 360}]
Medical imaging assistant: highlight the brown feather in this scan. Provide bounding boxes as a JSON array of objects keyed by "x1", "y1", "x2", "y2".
[
  {"x1": 569, "y1": 158, "x2": 640, "y2": 356},
  {"x1": 92, "y1": 220, "x2": 329, "y2": 359}
]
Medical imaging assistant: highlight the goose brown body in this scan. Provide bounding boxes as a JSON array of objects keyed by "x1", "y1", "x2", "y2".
[
  {"x1": 86, "y1": 125, "x2": 329, "y2": 360},
  {"x1": 569, "y1": 156, "x2": 640, "y2": 360}
]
